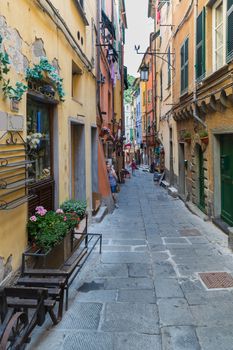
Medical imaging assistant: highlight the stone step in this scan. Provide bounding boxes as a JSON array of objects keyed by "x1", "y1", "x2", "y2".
[
  {"x1": 92, "y1": 206, "x2": 108, "y2": 223},
  {"x1": 168, "y1": 186, "x2": 178, "y2": 198},
  {"x1": 160, "y1": 180, "x2": 169, "y2": 189}
]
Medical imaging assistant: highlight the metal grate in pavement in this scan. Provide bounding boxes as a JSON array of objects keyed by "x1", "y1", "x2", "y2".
[
  {"x1": 199, "y1": 272, "x2": 233, "y2": 289},
  {"x1": 179, "y1": 228, "x2": 201, "y2": 236}
]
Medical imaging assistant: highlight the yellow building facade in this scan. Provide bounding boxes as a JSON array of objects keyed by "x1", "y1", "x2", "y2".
[
  {"x1": 172, "y1": 0, "x2": 233, "y2": 229},
  {"x1": 0, "y1": 0, "x2": 98, "y2": 282}
]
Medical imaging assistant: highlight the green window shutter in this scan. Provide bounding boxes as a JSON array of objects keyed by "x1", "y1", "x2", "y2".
[
  {"x1": 196, "y1": 9, "x2": 205, "y2": 80},
  {"x1": 227, "y1": 0, "x2": 233, "y2": 62},
  {"x1": 167, "y1": 46, "x2": 171, "y2": 87},
  {"x1": 180, "y1": 38, "x2": 189, "y2": 94},
  {"x1": 160, "y1": 70, "x2": 163, "y2": 100}
]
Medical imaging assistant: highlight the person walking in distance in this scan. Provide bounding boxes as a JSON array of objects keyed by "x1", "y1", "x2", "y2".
[
  {"x1": 130, "y1": 158, "x2": 137, "y2": 176},
  {"x1": 107, "y1": 163, "x2": 119, "y2": 208}
]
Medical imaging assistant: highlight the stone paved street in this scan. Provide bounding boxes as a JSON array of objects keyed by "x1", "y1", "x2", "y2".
[{"x1": 28, "y1": 170, "x2": 233, "y2": 350}]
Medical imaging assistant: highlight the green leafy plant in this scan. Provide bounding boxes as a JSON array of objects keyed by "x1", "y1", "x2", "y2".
[
  {"x1": 0, "y1": 35, "x2": 27, "y2": 101},
  {"x1": 184, "y1": 131, "x2": 191, "y2": 139},
  {"x1": 27, "y1": 206, "x2": 73, "y2": 252},
  {"x1": 60, "y1": 200, "x2": 87, "y2": 220},
  {"x1": 26, "y1": 57, "x2": 65, "y2": 101},
  {"x1": 199, "y1": 130, "x2": 208, "y2": 138}
]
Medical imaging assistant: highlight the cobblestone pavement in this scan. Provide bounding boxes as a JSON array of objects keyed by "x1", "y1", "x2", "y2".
[{"x1": 28, "y1": 169, "x2": 233, "y2": 350}]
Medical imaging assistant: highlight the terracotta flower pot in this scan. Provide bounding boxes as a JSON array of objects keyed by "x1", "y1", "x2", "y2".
[
  {"x1": 184, "y1": 138, "x2": 191, "y2": 144},
  {"x1": 201, "y1": 136, "x2": 209, "y2": 145}
]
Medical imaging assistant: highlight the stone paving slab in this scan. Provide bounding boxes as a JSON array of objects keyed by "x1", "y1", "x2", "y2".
[
  {"x1": 158, "y1": 298, "x2": 195, "y2": 326},
  {"x1": 101, "y1": 252, "x2": 150, "y2": 264},
  {"x1": 117, "y1": 289, "x2": 156, "y2": 303},
  {"x1": 161, "y1": 326, "x2": 201, "y2": 350},
  {"x1": 196, "y1": 327, "x2": 233, "y2": 350},
  {"x1": 115, "y1": 333, "x2": 162, "y2": 350},
  {"x1": 128, "y1": 263, "x2": 152, "y2": 277},
  {"x1": 101, "y1": 302, "x2": 159, "y2": 334},
  {"x1": 29, "y1": 170, "x2": 233, "y2": 349},
  {"x1": 104, "y1": 277, "x2": 154, "y2": 290},
  {"x1": 155, "y1": 278, "x2": 184, "y2": 298}
]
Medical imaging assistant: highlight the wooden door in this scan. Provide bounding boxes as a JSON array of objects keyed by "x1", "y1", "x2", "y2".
[
  {"x1": 198, "y1": 146, "x2": 205, "y2": 212},
  {"x1": 221, "y1": 134, "x2": 233, "y2": 226}
]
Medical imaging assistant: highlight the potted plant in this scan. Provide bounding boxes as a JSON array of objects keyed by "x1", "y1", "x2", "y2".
[
  {"x1": 184, "y1": 131, "x2": 191, "y2": 143},
  {"x1": 27, "y1": 206, "x2": 77, "y2": 268},
  {"x1": 60, "y1": 200, "x2": 87, "y2": 233},
  {"x1": 199, "y1": 130, "x2": 209, "y2": 144}
]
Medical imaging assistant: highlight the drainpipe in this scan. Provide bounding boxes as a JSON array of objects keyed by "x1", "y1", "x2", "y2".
[
  {"x1": 193, "y1": 0, "x2": 207, "y2": 127},
  {"x1": 97, "y1": 0, "x2": 101, "y2": 113}
]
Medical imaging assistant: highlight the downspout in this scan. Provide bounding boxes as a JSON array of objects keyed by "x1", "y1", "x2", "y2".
[
  {"x1": 97, "y1": 0, "x2": 101, "y2": 116},
  {"x1": 193, "y1": 0, "x2": 207, "y2": 127}
]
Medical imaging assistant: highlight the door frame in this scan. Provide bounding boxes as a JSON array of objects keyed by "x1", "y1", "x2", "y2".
[
  {"x1": 213, "y1": 129, "x2": 233, "y2": 220},
  {"x1": 68, "y1": 117, "x2": 86, "y2": 201}
]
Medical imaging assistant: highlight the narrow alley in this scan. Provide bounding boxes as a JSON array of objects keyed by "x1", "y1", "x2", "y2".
[{"x1": 28, "y1": 170, "x2": 233, "y2": 350}]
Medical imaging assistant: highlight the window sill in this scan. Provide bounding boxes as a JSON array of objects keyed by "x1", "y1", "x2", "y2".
[
  {"x1": 72, "y1": 97, "x2": 83, "y2": 106},
  {"x1": 180, "y1": 89, "x2": 188, "y2": 99}
]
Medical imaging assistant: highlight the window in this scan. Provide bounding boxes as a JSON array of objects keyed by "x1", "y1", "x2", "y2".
[
  {"x1": 143, "y1": 91, "x2": 146, "y2": 106},
  {"x1": 212, "y1": 0, "x2": 233, "y2": 70},
  {"x1": 72, "y1": 61, "x2": 82, "y2": 101},
  {"x1": 160, "y1": 70, "x2": 163, "y2": 100},
  {"x1": 148, "y1": 90, "x2": 152, "y2": 103},
  {"x1": 167, "y1": 46, "x2": 171, "y2": 87},
  {"x1": 227, "y1": 0, "x2": 233, "y2": 62},
  {"x1": 180, "y1": 38, "x2": 189, "y2": 94},
  {"x1": 213, "y1": 1, "x2": 224, "y2": 70},
  {"x1": 27, "y1": 101, "x2": 52, "y2": 182},
  {"x1": 196, "y1": 9, "x2": 205, "y2": 80}
]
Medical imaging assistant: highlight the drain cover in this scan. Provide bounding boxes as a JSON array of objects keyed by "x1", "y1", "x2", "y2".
[
  {"x1": 199, "y1": 272, "x2": 233, "y2": 289},
  {"x1": 179, "y1": 229, "x2": 201, "y2": 236}
]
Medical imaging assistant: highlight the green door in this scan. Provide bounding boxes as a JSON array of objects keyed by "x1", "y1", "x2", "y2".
[
  {"x1": 221, "y1": 134, "x2": 233, "y2": 226},
  {"x1": 198, "y1": 146, "x2": 205, "y2": 212}
]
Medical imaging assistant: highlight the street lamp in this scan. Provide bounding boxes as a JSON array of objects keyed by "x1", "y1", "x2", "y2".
[{"x1": 139, "y1": 63, "x2": 149, "y2": 82}]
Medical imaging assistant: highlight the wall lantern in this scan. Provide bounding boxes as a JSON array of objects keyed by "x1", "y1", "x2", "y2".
[{"x1": 140, "y1": 63, "x2": 149, "y2": 82}]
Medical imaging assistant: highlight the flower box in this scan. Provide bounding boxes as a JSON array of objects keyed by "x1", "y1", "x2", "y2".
[{"x1": 24, "y1": 229, "x2": 73, "y2": 269}]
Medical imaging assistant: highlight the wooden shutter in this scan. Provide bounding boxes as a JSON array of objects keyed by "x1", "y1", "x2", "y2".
[
  {"x1": 196, "y1": 9, "x2": 205, "y2": 80},
  {"x1": 181, "y1": 38, "x2": 189, "y2": 94},
  {"x1": 167, "y1": 47, "x2": 171, "y2": 87},
  {"x1": 227, "y1": 0, "x2": 233, "y2": 62}
]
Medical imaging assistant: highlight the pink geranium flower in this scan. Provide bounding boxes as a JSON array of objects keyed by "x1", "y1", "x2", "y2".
[
  {"x1": 30, "y1": 215, "x2": 37, "y2": 222},
  {"x1": 35, "y1": 206, "x2": 47, "y2": 216},
  {"x1": 64, "y1": 216, "x2": 67, "y2": 221},
  {"x1": 56, "y1": 208, "x2": 64, "y2": 214}
]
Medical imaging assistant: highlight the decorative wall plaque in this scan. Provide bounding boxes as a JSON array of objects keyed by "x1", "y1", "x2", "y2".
[
  {"x1": 0, "y1": 112, "x2": 8, "y2": 131},
  {"x1": 7, "y1": 115, "x2": 24, "y2": 131}
]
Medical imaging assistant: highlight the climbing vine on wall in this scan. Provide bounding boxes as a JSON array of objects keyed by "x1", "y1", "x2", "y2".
[
  {"x1": 26, "y1": 57, "x2": 65, "y2": 101},
  {"x1": 0, "y1": 35, "x2": 27, "y2": 101}
]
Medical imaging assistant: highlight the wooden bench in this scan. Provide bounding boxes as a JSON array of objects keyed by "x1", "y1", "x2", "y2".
[
  {"x1": 21, "y1": 233, "x2": 102, "y2": 312},
  {"x1": 0, "y1": 286, "x2": 57, "y2": 350}
]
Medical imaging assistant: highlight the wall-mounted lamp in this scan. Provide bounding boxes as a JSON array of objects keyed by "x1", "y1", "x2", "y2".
[{"x1": 139, "y1": 63, "x2": 149, "y2": 82}]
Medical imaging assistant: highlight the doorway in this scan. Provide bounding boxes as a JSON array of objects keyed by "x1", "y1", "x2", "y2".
[
  {"x1": 220, "y1": 134, "x2": 233, "y2": 226},
  {"x1": 169, "y1": 128, "x2": 174, "y2": 185},
  {"x1": 198, "y1": 145, "x2": 205, "y2": 212},
  {"x1": 178, "y1": 143, "x2": 185, "y2": 196},
  {"x1": 27, "y1": 99, "x2": 54, "y2": 215},
  {"x1": 70, "y1": 123, "x2": 86, "y2": 201}
]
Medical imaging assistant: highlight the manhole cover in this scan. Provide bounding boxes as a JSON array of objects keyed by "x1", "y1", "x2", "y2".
[
  {"x1": 199, "y1": 272, "x2": 233, "y2": 289},
  {"x1": 179, "y1": 229, "x2": 201, "y2": 236}
]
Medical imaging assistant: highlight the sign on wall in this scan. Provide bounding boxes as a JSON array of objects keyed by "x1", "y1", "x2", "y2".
[{"x1": 0, "y1": 111, "x2": 24, "y2": 131}]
